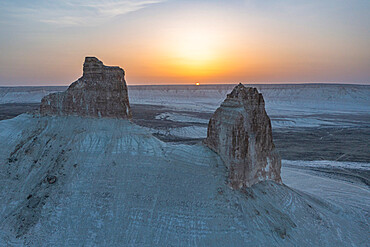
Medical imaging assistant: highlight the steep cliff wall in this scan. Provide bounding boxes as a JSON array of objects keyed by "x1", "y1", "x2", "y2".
[
  {"x1": 40, "y1": 57, "x2": 131, "y2": 119},
  {"x1": 205, "y1": 83, "x2": 281, "y2": 188}
]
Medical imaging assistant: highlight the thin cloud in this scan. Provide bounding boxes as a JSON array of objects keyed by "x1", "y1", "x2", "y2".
[{"x1": 1, "y1": 0, "x2": 165, "y2": 26}]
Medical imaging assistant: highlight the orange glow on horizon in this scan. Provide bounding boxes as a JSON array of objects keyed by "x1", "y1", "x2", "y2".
[{"x1": 2, "y1": 1, "x2": 368, "y2": 86}]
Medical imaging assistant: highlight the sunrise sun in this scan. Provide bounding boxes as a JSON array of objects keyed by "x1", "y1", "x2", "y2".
[
  {"x1": 176, "y1": 31, "x2": 215, "y2": 63},
  {"x1": 166, "y1": 26, "x2": 226, "y2": 77}
]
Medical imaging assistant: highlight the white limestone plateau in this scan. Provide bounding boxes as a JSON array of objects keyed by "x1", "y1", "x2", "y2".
[
  {"x1": 0, "y1": 58, "x2": 368, "y2": 246},
  {"x1": 0, "y1": 114, "x2": 368, "y2": 246}
]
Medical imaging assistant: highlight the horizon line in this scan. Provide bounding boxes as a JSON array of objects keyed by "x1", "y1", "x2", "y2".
[{"x1": 0, "y1": 82, "x2": 369, "y2": 87}]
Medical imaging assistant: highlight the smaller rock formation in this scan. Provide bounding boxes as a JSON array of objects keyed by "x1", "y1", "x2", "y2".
[
  {"x1": 205, "y1": 83, "x2": 281, "y2": 189},
  {"x1": 40, "y1": 57, "x2": 131, "y2": 119}
]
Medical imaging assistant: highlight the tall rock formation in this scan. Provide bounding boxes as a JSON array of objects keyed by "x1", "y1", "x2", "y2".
[
  {"x1": 40, "y1": 57, "x2": 131, "y2": 119},
  {"x1": 205, "y1": 83, "x2": 281, "y2": 188}
]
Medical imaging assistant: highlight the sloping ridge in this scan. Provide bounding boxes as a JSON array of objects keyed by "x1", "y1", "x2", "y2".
[{"x1": 0, "y1": 114, "x2": 367, "y2": 246}]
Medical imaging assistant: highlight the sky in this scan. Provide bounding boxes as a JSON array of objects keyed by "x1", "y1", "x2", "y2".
[{"x1": 0, "y1": 0, "x2": 369, "y2": 85}]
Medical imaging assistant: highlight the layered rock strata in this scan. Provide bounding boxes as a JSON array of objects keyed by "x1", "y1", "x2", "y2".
[
  {"x1": 40, "y1": 57, "x2": 131, "y2": 119},
  {"x1": 205, "y1": 83, "x2": 281, "y2": 188}
]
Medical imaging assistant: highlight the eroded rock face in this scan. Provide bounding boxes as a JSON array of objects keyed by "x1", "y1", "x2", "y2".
[
  {"x1": 40, "y1": 57, "x2": 131, "y2": 119},
  {"x1": 205, "y1": 83, "x2": 281, "y2": 188}
]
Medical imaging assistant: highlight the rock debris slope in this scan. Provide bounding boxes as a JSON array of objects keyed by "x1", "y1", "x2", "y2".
[
  {"x1": 40, "y1": 57, "x2": 131, "y2": 119},
  {"x1": 205, "y1": 83, "x2": 281, "y2": 188}
]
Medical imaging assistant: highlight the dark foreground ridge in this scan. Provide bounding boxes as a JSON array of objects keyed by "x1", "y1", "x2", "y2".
[
  {"x1": 205, "y1": 83, "x2": 282, "y2": 188},
  {"x1": 40, "y1": 57, "x2": 131, "y2": 119}
]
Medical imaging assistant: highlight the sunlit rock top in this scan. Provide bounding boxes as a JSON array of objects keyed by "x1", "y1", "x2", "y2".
[
  {"x1": 40, "y1": 57, "x2": 131, "y2": 119},
  {"x1": 205, "y1": 83, "x2": 281, "y2": 188}
]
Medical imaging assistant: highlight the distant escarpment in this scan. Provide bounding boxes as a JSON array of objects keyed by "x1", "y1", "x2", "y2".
[
  {"x1": 40, "y1": 57, "x2": 131, "y2": 119},
  {"x1": 205, "y1": 83, "x2": 281, "y2": 188}
]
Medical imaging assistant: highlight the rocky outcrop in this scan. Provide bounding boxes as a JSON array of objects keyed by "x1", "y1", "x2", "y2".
[
  {"x1": 205, "y1": 83, "x2": 281, "y2": 188},
  {"x1": 40, "y1": 57, "x2": 131, "y2": 119}
]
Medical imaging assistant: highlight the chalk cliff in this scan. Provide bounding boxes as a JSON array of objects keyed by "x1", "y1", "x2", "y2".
[
  {"x1": 205, "y1": 83, "x2": 281, "y2": 188},
  {"x1": 40, "y1": 57, "x2": 131, "y2": 119}
]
